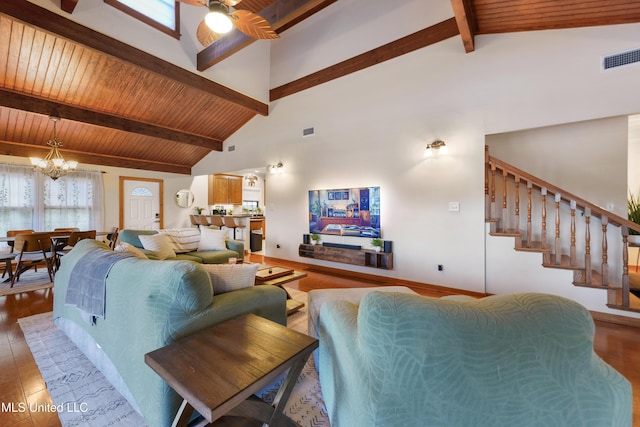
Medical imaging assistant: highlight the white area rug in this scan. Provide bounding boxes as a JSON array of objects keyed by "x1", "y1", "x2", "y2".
[
  {"x1": 0, "y1": 269, "x2": 53, "y2": 296},
  {"x1": 18, "y1": 286, "x2": 330, "y2": 427}
]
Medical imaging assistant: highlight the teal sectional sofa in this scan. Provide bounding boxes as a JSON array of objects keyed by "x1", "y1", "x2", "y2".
[
  {"x1": 53, "y1": 239, "x2": 287, "y2": 427},
  {"x1": 119, "y1": 228, "x2": 243, "y2": 263},
  {"x1": 318, "y1": 291, "x2": 632, "y2": 427}
]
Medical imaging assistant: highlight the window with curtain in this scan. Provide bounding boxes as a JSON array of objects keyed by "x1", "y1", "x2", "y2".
[{"x1": 0, "y1": 164, "x2": 104, "y2": 250}]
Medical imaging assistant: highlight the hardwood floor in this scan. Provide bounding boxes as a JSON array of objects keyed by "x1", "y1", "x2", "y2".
[{"x1": 1, "y1": 255, "x2": 639, "y2": 426}]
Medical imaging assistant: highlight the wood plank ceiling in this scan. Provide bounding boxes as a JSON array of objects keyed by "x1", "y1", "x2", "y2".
[{"x1": 0, "y1": 0, "x2": 639, "y2": 174}]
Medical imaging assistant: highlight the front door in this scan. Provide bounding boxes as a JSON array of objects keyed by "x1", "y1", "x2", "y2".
[{"x1": 120, "y1": 177, "x2": 163, "y2": 230}]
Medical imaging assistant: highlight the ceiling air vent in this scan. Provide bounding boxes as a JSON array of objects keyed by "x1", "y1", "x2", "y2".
[
  {"x1": 302, "y1": 127, "x2": 315, "y2": 137},
  {"x1": 603, "y1": 47, "x2": 640, "y2": 71}
]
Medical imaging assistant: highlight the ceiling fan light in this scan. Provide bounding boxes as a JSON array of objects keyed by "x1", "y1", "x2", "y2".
[{"x1": 205, "y1": 2, "x2": 233, "y2": 34}]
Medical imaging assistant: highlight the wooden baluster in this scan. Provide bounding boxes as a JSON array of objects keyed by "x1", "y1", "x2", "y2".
[
  {"x1": 570, "y1": 200, "x2": 576, "y2": 266},
  {"x1": 601, "y1": 215, "x2": 608, "y2": 286},
  {"x1": 502, "y1": 169, "x2": 508, "y2": 231},
  {"x1": 527, "y1": 182, "x2": 532, "y2": 247},
  {"x1": 490, "y1": 163, "x2": 496, "y2": 219},
  {"x1": 622, "y1": 226, "x2": 630, "y2": 308},
  {"x1": 514, "y1": 176, "x2": 520, "y2": 233},
  {"x1": 541, "y1": 187, "x2": 547, "y2": 250},
  {"x1": 585, "y1": 208, "x2": 592, "y2": 284},
  {"x1": 554, "y1": 193, "x2": 561, "y2": 265}
]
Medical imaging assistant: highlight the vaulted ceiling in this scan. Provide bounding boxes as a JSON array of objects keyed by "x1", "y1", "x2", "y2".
[{"x1": 0, "y1": 0, "x2": 639, "y2": 175}]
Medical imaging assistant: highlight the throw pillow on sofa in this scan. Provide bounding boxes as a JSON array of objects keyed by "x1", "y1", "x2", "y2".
[
  {"x1": 139, "y1": 234, "x2": 176, "y2": 260},
  {"x1": 203, "y1": 263, "x2": 260, "y2": 294},
  {"x1": 114, "y1": 242, "x2": 148, "y2": 258},
  {"x1": 198, "y1": 227, "x2": 227, "y2": 251},
  {"x1": 158, "y1": 228, "x2": 201, "y2": 253}
]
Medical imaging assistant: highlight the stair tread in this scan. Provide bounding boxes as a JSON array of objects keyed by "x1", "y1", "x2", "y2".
[
  {"x1": 515, "y1": 240, "x2": 552, "y2": 253},
  {"x1": 542, "y1": 254, "x2": 582, "y2": 270}
]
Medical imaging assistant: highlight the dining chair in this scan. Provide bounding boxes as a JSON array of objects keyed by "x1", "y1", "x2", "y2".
[
  {"x1": 107, "y1": 227, "x2": 119, "y2": 249},
  {"x1": 53, "y1": 227, "x2": 80, "y2": 233},
  {"x1": 11, "y1": 232, "x2": 54, "y2": 287},
  {"x1": 54, "y1": 230, "x2": 97, "y2": 270},
  {"x1": 3, "y1": 229, "x2": 35, "y2": 279}
]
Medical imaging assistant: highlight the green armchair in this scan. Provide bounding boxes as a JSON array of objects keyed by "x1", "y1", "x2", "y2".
[{"x1": 318, "y1": 292, "x2": 631, "y2": 427}]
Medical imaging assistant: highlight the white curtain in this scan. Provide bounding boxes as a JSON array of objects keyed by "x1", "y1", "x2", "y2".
[
  {"x1": 41, "y1": 169, "x2": 104, "y2": 231},
  {"x1": 0, "y1": 164, "x2": 104, "y2": 250}
]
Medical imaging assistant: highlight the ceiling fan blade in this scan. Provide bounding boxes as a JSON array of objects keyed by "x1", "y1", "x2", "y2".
[
  {"x1": 176, "y1": 0, "x2": 205, "y2": 6},
  {"x1": 196, "y1": 20, "x2": 222, "y2": 47},
  {"x1": 221, "y1": 0, "x2": 243, "y2": 6},
  {"x1": 231, "y1": 10, "x2": 278, "y2": 40}
]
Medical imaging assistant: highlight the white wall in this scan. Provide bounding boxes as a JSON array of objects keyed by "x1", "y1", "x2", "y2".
[{"x1": 487, "y1": 116, "x2": 629, "y2": 217}]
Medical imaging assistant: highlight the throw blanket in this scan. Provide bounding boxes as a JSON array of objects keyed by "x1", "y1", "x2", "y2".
[{"x1": 65, "y1": 249, "x2": 132, "y2": 324}]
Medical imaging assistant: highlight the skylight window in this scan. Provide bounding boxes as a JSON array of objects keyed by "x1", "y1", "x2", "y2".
[{"x1": 105, "y1": 0, "x2": 180, "y2": 39}]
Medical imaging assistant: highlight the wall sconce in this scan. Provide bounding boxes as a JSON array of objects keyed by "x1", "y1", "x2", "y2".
[
  {"x1": 268, "y1": 162, "x2": 284, "y2": 174},
  {"x1": 425, "y1": 140, "x2": 447, "y2": 158}
]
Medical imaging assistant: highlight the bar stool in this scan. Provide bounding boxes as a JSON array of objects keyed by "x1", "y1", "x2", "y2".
[
  {"x1": 200, "y1": 215, "x2": 213, "y2": 227},
  {"x1": 223, "y1": 216, "x2": 246, "y2": 240},
  {"x1": 210, "y1": 215, "x2": 225, "y2": 229}
]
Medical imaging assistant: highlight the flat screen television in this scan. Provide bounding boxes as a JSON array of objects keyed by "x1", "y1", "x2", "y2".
[{"x1": 308, "y1": 186, "x2": 380, "y2": 237}]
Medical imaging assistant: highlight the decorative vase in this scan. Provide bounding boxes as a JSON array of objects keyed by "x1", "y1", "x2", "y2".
[
  {"x1": 311, "y1": 240, "x2": 317, "y2": 245},
  {"x1": 374, "y1": 246, "x2": 381, "y2": 252}
]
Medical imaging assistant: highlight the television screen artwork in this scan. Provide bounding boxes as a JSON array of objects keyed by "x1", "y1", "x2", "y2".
[{"x1": 308, "y1": 187, "x2": 380, "y2": 237}]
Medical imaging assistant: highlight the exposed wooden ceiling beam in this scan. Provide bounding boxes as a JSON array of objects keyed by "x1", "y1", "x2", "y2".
[
  {"x1": 197, "y1": 0, "x2": 337, "y2": 71},
  {"x1": 60, "y1": 0, "x2": 79, "y2": 14},
  {"x1": 0, "y1": 0, "x2": 269, "y2": 116},
  {"x1": 0, "y1": 89, "x2": 224, "y2": 151},
  {"x1": 450, "y1": 0, "x2": 477, "y2": 53},
  {"x1": 0, "y1": 140, "x2": 192, "y2": 175},
  {"x1": 270, "y1": 18, "x2": 460, "y2": 101}
]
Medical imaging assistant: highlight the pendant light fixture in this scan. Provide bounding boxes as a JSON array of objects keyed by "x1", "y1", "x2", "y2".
[{"x1": 29, "y1": 116, "x2": 78, "y2": 180}]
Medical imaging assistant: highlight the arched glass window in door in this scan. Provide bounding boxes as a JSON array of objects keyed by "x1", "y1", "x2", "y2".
[{"x1": 131, "y1": 187, "x2": 153, "y2": 197}]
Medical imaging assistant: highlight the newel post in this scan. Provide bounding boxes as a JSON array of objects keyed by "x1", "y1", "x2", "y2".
[{"x1": 622, "y1": 226, "x2": 630, "y2": 308}]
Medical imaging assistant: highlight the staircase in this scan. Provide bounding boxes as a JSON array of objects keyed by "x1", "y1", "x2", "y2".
[{"x1": 485, "y1": 147, "x2": 640, "y2": 313}]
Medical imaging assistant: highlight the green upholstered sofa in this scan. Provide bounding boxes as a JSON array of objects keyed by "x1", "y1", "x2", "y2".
[
  {"x1": 53, "y1": 239, "x2": 287, "y2": 427},
  {"x1": 318, "y1": 292, "x2": 632, "y2": 427},
  {"x1": 119, "y1": 228, "x2": 243, "y2": 263}
]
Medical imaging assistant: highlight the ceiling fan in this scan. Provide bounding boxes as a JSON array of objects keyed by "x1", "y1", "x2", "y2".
[{"x1": 179, "y1": 0, "x2": 279, "y2": 47}]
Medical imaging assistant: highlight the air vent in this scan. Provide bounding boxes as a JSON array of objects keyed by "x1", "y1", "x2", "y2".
[
  {"x1": 302, "y1": 127, "x2": 315, "y2": 137},
  {"x1": 228, "y1": 145, "x2": 235, "y2": 152},
  {"x1": 603, "y1": 48, "x2": 640, "y2": 71}
]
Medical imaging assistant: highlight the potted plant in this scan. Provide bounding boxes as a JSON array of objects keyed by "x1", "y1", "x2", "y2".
[
  {"x1": 310, "y1": 233, "x2": 321, "y2": 245},
  {"x1": 371, "y1": 238, "x2": 383, "y2": 252},
  {"x1": 194, "y1": 206, "x2": 204, "y2": 214},
  {"x1": 628, "y1": 191, "x2": 640, "y2": 242}
]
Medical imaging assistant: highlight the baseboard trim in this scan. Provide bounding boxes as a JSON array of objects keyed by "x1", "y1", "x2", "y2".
[
  {"x1": 263, "y1": 256, "x2": 486, "y2": 299},
  {"x1": 590, "y1": 310, "x2": 640, "y2": 328}
]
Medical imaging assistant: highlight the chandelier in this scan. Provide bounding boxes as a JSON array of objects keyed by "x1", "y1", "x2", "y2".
[{"x1": 29, "y1": 117, "x2": 78, "y2": 180}]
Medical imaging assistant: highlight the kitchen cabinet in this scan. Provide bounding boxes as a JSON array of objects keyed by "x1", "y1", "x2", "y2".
[{"x1": 208, "y1": 174, "x2": 242, "y2": 205}]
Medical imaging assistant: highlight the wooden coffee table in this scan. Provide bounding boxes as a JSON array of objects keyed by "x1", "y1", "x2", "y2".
[
  {"x1": 255, "y1": 267, "x2": 307, "y2": 315},
  {"x1": 145, "y1": 313, "x2": 318, "y2": 427}
]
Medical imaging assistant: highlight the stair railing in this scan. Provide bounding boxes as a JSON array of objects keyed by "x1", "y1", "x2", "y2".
[{"x1": 485, "y1": 147, "x2": 640, "y2": 310}]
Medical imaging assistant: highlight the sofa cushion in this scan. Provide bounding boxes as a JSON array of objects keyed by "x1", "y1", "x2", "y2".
[
  {"x1": 198, "y1": 227, "x2": 227, "y2": 251},
  {"x1": 138, "y1": 234, "x2": 176, "y2": 260},
  {"x1": 192, "y1": 249, "x2": 239, "y2": 264},
  {"x1": 159, "y1": 228, "x2": 201, "y2": 253},
  {"x1": 113, "y1": 242, "x2": 147, "y2": 259},
  {"x1": 203, "y1": 263, "x2": 260, "y2": 294}
]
